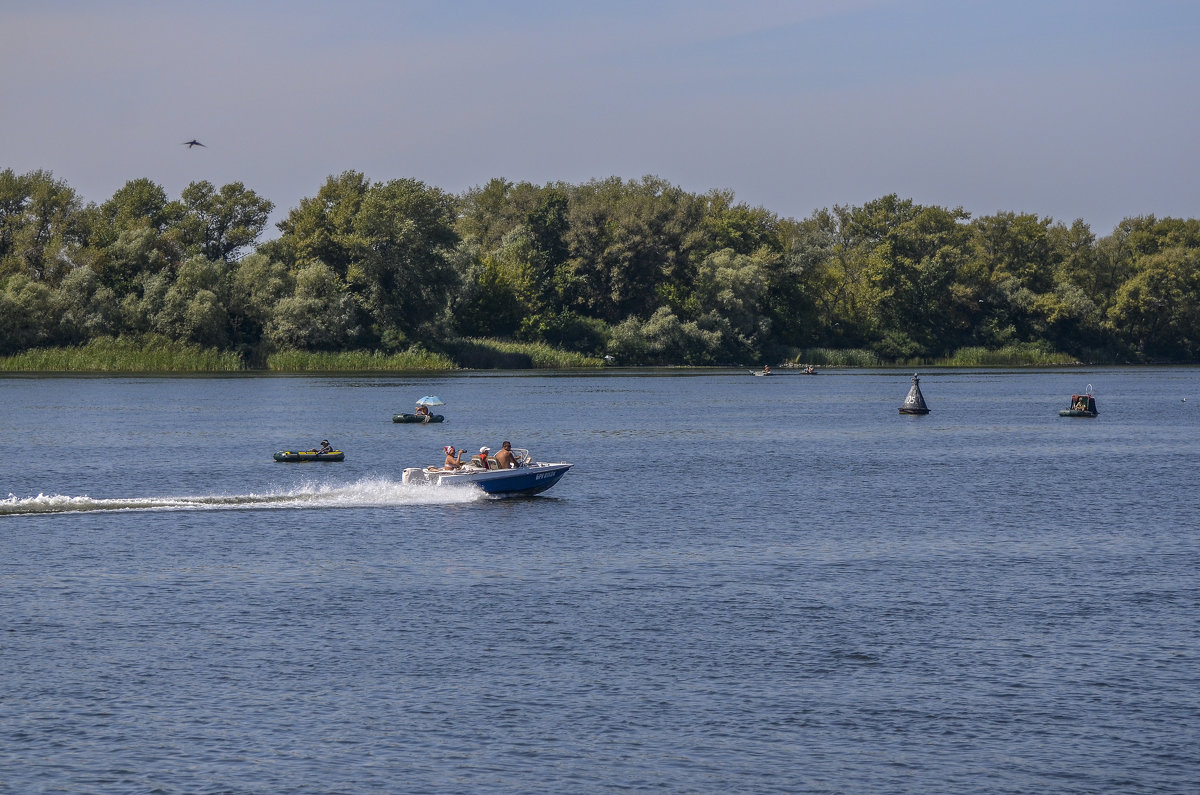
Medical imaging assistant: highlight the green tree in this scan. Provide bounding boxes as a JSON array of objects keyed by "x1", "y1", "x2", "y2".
[
  {"x1": 1106, "y1": 245, "x2": 1200, "y2": 359},
  {"x1": 0, "y1": 274, "x2": 56, "y2": 353},
  {"x1": 54, "y1": 267, "x2": 120, "y2": 344},
  {"x1": 265, "y1": 261, "x2": 359, "y2": 351},
  {"x1": 177, "y1": 181, "x2": 274, "y2": 263},
  {"x1": 860, "y1": 202, "x2": 973, "y2": 357},
  {"x1": 82, "y1": 178, "x2": 185, "y2": 293},
  {"x1": 265, "y1": 171, "x2": 369, "y2": 276},
  {"x1": 151, "y1": 257, "x2": 231, "y2": 347},
  {"x1": 0, "y1": 169, "x2": 86, "y2": 284},
  {"x1": 692, "y1": 247, "x2": 772, "y2": 360},
  {"x1": 562, "y1": 176, "x2": 705, "y2": 322},
  {"x1": 350, "y1": 178, "x2": 460, "y2": 346}
]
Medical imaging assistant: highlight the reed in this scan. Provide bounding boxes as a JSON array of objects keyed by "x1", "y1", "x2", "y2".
[
  {"x1": 446, "y1": 338, "x2": 603, "y2": 369},
  {"x1": 265, "y1": 348, "x2": 458, "y2": 372},
  {"x1": 0, "y1": 336, "x2": 244, "y2": 372},
  {"x1": 936, "y1": 343, "x2": 1078, "y2": 367},
  {"x1": 793, "y1": 348, "x2": 881, "y2": 367}
]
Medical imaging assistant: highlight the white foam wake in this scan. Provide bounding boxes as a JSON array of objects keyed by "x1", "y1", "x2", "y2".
[{"x1": 0, "y1": 477, "x2": 482, "y2": 516}]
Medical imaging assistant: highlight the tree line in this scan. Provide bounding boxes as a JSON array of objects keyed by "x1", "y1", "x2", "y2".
[{"x1": 3, "y1": 166, "x2": 1199, "y2": 366}]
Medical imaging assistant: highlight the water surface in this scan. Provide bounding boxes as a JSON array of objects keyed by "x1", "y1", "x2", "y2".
[{"x1": 2, "y1": 368, "x2": 1198, "y2": 793}]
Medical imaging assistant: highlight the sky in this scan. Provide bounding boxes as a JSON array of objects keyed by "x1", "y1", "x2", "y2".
[{"x1": 2, "y1": 0, "x2": 1198, "y2": 237}]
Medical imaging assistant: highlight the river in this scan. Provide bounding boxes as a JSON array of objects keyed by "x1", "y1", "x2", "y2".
[{"x1": 2, "y1": 367, "x2": 1198, "y2": 793}]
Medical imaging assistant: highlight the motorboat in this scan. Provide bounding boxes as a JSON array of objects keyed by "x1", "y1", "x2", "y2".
[
  {"x1": 274, "y1": 450, "x2": 345, "y2": 462},
  {"x1": 402, "y1": 449, "x2": 571, "y2": 497},
  {"x1": 1059, "y1": 386, "x2": 1098, "y2": 417}
]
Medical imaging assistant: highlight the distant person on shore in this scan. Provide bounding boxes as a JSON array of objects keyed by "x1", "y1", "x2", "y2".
[
  {"x1": 443, "y1": 445, "x2": 464, "y2": 470},
  {"x1": 494, "y1": 441, "x2": 521, "y2": 469}
]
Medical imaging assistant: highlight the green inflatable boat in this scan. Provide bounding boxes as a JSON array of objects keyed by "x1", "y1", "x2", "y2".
[
  {"x1": 393, "y1": 413, "x2": 445, "y2": 423},
  {"x1": 273, "y1": 450, "x2": 345, "y2": 462}
]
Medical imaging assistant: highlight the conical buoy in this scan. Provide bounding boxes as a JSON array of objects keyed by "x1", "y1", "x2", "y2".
[{"x1": 899, "y1": 373, "x2": 930, "y2": 414}]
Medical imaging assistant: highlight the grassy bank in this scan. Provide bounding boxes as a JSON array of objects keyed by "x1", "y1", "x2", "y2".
[
  {"x1": 932, "y1": 344, "x2": 1079, "y2": 367},
  {"x1": 445, "y1": 338, "x2": 604, "y2": 369},
  {"x1": 0, "y1": 337, "x2": 244, "y2": 372},
  {"x1": 792, "y1": 348, "x2": 882, "y2": 367},
  {"x1": 266, "y1": 348, "x2": 457, "y2": 372},
  {"x1": 0, "y1": 338, "x2": 1081, "y2": 374},
  {"x1": 791, "y1": 342, "x2": 1079, "y2": 368}
]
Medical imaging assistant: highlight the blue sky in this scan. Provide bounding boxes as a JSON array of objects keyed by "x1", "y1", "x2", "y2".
[{"x1": 2, "y1": 0, "x2": 1197, "y2": 235}]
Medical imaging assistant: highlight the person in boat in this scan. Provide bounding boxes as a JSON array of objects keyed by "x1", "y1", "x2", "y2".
[
  {"x1": 475, "y1": 446, "x2": 491, "y2": 469},
  {"x1": 414, "y1": 404, "x2": 431, "y2": 419},
  {"x1": 805, "y1": 364, "x2": 815, "y2": 374},
  {"x1": 762, "y1": 364, "x2": 770, "y2": 374},
  {"x1": 309, "y1": 440, "x2": 333, "y2": 454},
  {"x1": 494, "y1": 440, "x2": 521, "y2": 469},
  {"x1": 442, "y1": 445, "x2": 464, "y2": 470}
]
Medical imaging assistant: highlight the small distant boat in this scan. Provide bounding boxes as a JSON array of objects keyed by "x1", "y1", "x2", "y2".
[
  {"x1": 393, "y1": 413, "x2": 444, "y2": 423},
  {"x1": 402, "y1": 449, "x2": 571, "y2": 497},
  {"x1": 274, "y1": 450, "x2": 345, "y2": 462},
  {"x1": 800, "y1": 365, "x2": 818, "y2": 375},
  {"x1": 1059, "y1": 386, "x2": 1098, "y2": 417},
  {"x1": 899, "y1": 373, "x2": 930, "y2": 415},
  {"x1": 749, "y1": 367, "x2": 772, "y2": 376}
]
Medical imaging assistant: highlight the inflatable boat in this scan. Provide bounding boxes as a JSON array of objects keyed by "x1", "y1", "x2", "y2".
[
  {"x1": 273, "y1": 450, "x2": 345, "y2": 462},
  {"x1": 1059, "y1": 387, "x2": 1098, "y2": 417},
  {"x1": 393, "y1": 413, "x2": 445, "y2": 423}
]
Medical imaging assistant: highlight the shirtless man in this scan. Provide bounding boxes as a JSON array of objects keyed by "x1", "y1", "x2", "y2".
[{"x1": 494, "y1": 441, "x2": 521, "y2": 469}]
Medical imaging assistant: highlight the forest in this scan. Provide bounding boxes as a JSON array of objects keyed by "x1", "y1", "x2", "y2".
[{"x1": 2, "y1": 166, "x2": 1199, "y2": 369}]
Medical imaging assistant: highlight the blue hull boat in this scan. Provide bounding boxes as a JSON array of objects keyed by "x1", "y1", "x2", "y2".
[{"x1": 402, "y1": 451, "x2": 571, "y2": 497}]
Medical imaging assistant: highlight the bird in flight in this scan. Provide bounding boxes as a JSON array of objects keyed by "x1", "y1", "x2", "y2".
[{"x1": 182, "y1": 139, "x2": 206, "y2": 148}]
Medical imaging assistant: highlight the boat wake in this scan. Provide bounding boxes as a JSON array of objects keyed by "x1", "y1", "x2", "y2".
[{"x1": 1, "y1": 477, "x2": 482, "y2": 516}]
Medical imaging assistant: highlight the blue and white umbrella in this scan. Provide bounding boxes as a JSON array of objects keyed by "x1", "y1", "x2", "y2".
[{"x1": 415, "y1": 395, "x2": 445, "y2": 406}]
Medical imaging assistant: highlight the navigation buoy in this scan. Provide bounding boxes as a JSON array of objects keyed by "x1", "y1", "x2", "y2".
[{"x1": 899, "y1": 373, "x2": 930, "y2": 415}]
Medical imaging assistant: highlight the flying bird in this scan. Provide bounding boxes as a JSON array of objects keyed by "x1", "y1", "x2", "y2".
[{"x1": 182, "y1": 139, "x2": 206, "y2": 148}]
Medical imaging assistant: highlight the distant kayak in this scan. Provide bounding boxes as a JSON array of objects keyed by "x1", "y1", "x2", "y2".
[
  {"x1": 393, "y1": 413, "x2": 445, "y2": 423},
  {"x1": 273, "y1": 450, "x2": 345, "y2": 462}
]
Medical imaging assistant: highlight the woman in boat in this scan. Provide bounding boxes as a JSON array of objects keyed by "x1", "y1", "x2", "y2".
[{"x1": 442, "y1": 445, "x2": 464, "y2": 470}]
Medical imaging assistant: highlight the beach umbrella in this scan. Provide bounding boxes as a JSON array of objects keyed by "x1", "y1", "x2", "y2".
[{"x1": 415, "y1": 395, "x2": 445, "y2": 406}]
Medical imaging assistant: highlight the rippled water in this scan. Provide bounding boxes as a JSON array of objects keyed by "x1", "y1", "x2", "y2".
[{"x1": 2, "y1": 368, "x2": 1198, "y2": 793}]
